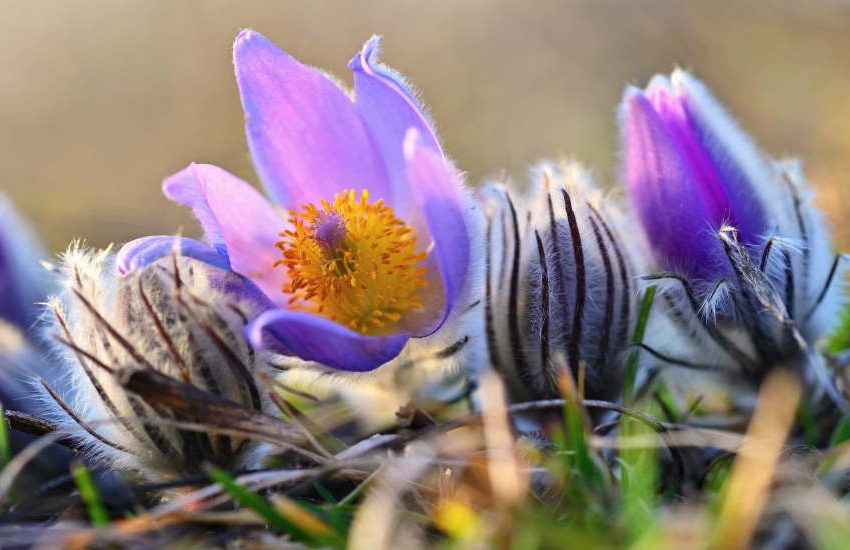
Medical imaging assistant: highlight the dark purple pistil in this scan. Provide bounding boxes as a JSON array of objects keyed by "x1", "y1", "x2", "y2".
[{"x1": 311, "y1": 211, "x2": 347, "y2": 252}]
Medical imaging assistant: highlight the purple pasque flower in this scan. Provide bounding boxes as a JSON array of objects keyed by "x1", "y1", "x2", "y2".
[
  {"x1": 622, "y1": 70, "x2": 846, "y2": 393},
  {"x1": 118, "y1": 31, "x2": 470, "y2": 373}
]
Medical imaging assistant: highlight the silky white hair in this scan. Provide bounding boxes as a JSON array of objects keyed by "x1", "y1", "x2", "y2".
[
  {"x1": 31, "y1": 245, "x2": 275, "y2": 482},
  {"x1": 635, "y1": 72, "x2": 848, "y2": 405},
  {"x1": 475, "y1": 160, "x2": 651, "y2": 403}
]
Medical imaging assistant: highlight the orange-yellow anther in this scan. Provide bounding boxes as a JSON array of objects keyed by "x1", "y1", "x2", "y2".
[{"x1": 275, "y1": 189, "x2": 428, "y2": 334}]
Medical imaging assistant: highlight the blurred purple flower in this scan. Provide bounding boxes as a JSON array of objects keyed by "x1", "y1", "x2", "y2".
[
  {"x1": 118, "y1": 31, "x2": 470, "y2": 372},
  {"x1": 0, "y1": 194, "x2": 50, "y2": 331},
  {"x1": 0, "y1": 194, "x2": 53, "y2": 417}
]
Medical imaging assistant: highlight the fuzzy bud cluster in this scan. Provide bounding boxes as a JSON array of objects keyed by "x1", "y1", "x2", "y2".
[{"x1": 35, "y1": 246, "x2": 273, "y2": 481}]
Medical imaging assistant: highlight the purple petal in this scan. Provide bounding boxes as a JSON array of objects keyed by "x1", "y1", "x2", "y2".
[
  {"x1": 247, "y1": 309, "x2": 409, "y2": 371},
  {"x1": 349, "y1": 36, "x2": 441, "y2": 204},
  {"x1": 163, "y1": 163, "x2": 287, "y2": 305},
  {"x1": 116, "y1": 236, "x2": 228, "y2": 276},
  {"x1": 403, "y1": 129, "x2": 470, "y2": 335},
  {"x1": 206, "y1": 267, "x2": 277, "y2": 315},
  {"x1": 668, "y1": 73, "x2": 769, "y2": 246},
  {"x1": 163, "y1": 167, "x2": 227, "y2": 256},
  {"x1": 622, "y1": 89, "x2": 730, "y2": 281},
  {"x1": 644, "y1": 78, "x2": 731, "y2": 226},
  {"x1": 233, "y1": 29, "x2": 390, "y2": 208},
  {"x1": 646, "y1": 77, "x2": 767, "y2": 248},
  {"x1": 116, "y1": 235, "x2": 275, "y2": 314}
]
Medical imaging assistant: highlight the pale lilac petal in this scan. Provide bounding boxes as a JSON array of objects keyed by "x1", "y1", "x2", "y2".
[
  {"x1": 247, "y1": 309, "x2": 409, "y2": 371},
  {"x1": 163, "y1": 167, "x2": 227, "y2": 256},
  {"x1": 403, "y1": 129, "x2": 470, "y2": 335},
  {"x1": 349, "y1": 36, "x2": 441, "y2": 203},
  {"x1": 622, "y1": 89, "x2": 730, "y2": 281},
  {"x1": 116, "y1": 236, "x2": 228, "y2": 276},
  {"x1": 233, "y1": 29, "x2": 390, "y2": 207},
  {"x1": 162, "y1": 163, "x2": 287, "y2": 305},
  {"x1": 116, "y1": 235, "x2": 275, "y2": 313}
]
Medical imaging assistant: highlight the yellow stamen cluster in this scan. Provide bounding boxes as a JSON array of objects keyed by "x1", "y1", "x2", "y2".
[{"x1": 275, "y1": 189, "x2": 428, "y2": 334}]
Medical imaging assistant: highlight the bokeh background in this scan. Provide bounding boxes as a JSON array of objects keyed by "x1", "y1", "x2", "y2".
[{"x1": 2, "y1": 0, "x2": 849, "y2": 251}]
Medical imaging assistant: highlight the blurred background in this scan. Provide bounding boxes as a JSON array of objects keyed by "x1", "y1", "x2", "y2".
[{"x1": 1, "y1": 0, "x2": 849, "y2": 251}]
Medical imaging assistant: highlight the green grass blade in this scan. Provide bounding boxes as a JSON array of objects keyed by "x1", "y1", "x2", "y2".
[
  {"x1": 71, "y1": 461, "x2": 110, "y2": 527},
  {"x1": 829, "y1": 416, "x2": 850, "y2": 447},
  {"x1": 619, "y1": 413, "x2": 659, "y2": 544},
  {"x1": 624, "y1": 285, "x2": 657, "y2": 404},
  {"x1": 826, "y1": 302, "x2": 850, "y2": 354},
  {"x1": 562, "y1": 394, "x2": 600, "y2": 485},
  {"x1": 0, "y1": 404, "x2": 11, "y2": 471},
  {"x1": 312, "y1": 482, "x2": 336, "y2": 504},
  {"x1": 652, "y1": 381, "x2": 683, "y2": 422},
  {"x1": 209, "y1": 467, "x2": 308, "y2": 536},
  {"x1": 798, "y1": 397, "x2": 820, "y2": 446},
  {"x1": 209, "y1": 467, "x2": 344, "y2": 548}
]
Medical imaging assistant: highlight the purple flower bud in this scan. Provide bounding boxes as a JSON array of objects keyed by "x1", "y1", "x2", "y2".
[
  {"x1": 624, "y1": 71, "x2": 848, "y2": 401},
  {"x1": 622, "y1": 72, "x2": 770, "y2": 284}
]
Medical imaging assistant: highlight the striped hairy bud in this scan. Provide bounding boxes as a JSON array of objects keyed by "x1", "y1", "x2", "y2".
[
  {"x1": 35, "y1": 245, "x2": 275, "y2": 482},
  {"x1": 478, "y1": 163, "x2": 645, "y2": 403}
]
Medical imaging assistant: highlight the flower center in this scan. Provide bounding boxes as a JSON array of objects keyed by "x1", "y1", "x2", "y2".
[{"x1": 275, "y1": 189, "x2": 428, "y2": 334}]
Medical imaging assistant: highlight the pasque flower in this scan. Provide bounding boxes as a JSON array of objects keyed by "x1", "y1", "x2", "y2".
[
  {"x1": 478, "y1": 163, "x2": 646, "y2": 403},
  {"x1": 118, "y1": 31, "x2": 471, "y2": 373},
  {"x1": 622, "y1": 70, "x2": 846, "y2": 388},
  {"x1": 34, "y1": 247, "x2": 276, "y2": 481}
]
